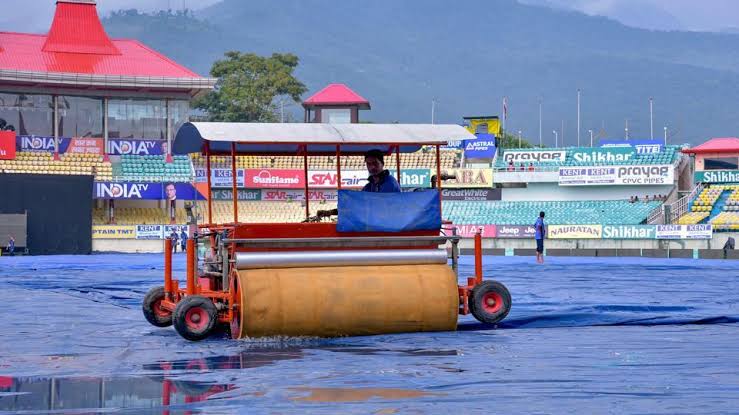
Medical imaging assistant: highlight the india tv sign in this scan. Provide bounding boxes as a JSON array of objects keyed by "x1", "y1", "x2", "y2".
[{"x1": 695, "y1": 170, "x2": 739, "y2": 183}]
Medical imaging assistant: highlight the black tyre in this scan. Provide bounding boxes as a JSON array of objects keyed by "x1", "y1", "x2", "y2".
[
  {"x1": 173, "y1": 295, "x2": 218, "y2": 341},
  {"x1": 470, "y1": 280, "x2": 512, "y2": 324},
  {"x1": 143, "y1": 286, "x2": 173, "y2": 327}
]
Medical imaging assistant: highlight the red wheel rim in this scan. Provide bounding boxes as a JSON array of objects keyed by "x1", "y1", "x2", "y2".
[
  {"x1": 153, "y1": 298, "x2": 171, "y2": 318},
  {"x1": 185, "y1": 307, "x2": 209, "y2": 331},
  {"x1": 481, "y1": 292, "x2": 504, "y2": 314},
  {"x1": 229, "y1": 275, "x2": 241, "y2": 339}
]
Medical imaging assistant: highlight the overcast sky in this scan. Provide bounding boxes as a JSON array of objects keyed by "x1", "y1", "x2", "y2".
[{"x1": 2, "y1": 0, "x2": 738, "y2": 34}]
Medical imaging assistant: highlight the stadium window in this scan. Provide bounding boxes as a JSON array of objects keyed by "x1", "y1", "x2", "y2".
[
  {"x1": 475, "y1": 123, "x2": 489, "y2": 134},
  {"x1": 170, "y1": 100, "x2": 190, "y2": 134},
  {"x1": 107, "y1": 99, "x2": 167, "y2": 140},
  {"x1": 59, "y1": 96, "x2": 103, "y2": 138},
  {"x1": 0, "y1": 92, "x2": 54, "y2": 136},
  {"x1": 704, "y1": 157, "x2": 738, "y2": 170},
  {"x1": 322, "y1": 108, "x2": 351, "y2": 124}
]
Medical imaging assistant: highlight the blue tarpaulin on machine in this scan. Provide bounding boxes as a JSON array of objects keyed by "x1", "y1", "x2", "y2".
[{"x1": 336, "y1": 189, "x2": 441, "y2": 232}]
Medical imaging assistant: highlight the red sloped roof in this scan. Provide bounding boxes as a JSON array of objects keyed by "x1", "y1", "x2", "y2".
[
  {"x1": 0, "y1": 0, "x2": 204, "y2": 79},
  {"x1": 43, "y1": 0, "x2": 120, "y2": 55},
  {"x1": 303, "y1": 83, "x2": 370, "y2": 109},
  {"x1": 683, "y1": 137, "x2": 739, "y2": 154},
  {"x1": 0, "y1": 32, "x2": 200, "y2": 78}
]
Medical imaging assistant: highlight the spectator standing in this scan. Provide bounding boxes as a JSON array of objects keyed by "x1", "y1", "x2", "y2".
[
  {"x1": 507, "y1": 161, "x2": 515, "y2": 171},
  {"x1": 180, "y1": 229, "x2": 188, "y2": 252},
  {"x1": 170, "y1": 230, "x2": 178, "y2": 253},
  {"x1": 534, "y1": 212, "x2": 546, "y2": 264},
  {"x1": 6, "y1": 235, "x2": 15, "y2": 256}
]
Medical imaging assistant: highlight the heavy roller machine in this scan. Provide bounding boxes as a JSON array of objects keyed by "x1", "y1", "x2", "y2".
[{"x1": 142, "y1": 122, "x2": 512, "y2": 341}]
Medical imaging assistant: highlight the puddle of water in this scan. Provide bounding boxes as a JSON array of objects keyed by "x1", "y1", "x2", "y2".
[
  {"x1": 289, "y1": 387, "x2": 439, "y2": 402},
  {"x1": 0, "y1": 375, "x2": 233, "y2": 413}
]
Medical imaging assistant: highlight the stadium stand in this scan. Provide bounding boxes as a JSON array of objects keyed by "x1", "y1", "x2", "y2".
[
  {"x1": 191, "y1": 148, "x2": 461, "y2": 171},
  {"x1": 0, "y1": 152, "x2": 113, "y2": 180},
  {"x1": 495, "y1": 146, "x2": 680, "y2": 170},
  {"x1": 196, "y1": 201, "x2": 338, "y2": 224},
  {"x1": 443, "y1": 200, "x2": 661, "y2": 225},
  {"x1": 678, "y1": 184, "x2": 739, "y2": 227},
  {"x1": 93, "y1": 207, "x2": 188, "y2": 225},
  {"x1": 114, "y1": 155, "x2": 192, "y2": 182}
]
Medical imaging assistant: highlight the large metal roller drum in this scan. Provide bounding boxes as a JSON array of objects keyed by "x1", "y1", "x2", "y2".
[{"x1": 234, "y1": 263, "x2": 459, "y2": 338}]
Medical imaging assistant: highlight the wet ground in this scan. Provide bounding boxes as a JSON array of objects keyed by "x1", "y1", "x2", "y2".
[{"x1": 0, "y1": 254, "x2": 738, "y2": 414}]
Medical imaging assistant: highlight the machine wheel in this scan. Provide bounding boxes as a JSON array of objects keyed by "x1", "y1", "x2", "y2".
[
  {"x1": 173, "y1": 295, "x2": 218, "y2": 341},
  {"x1": 470, "y1": 281, "x2": 512, "y2": 324},
  {"x1": 228, "y1": 273, "x2": 242, "y2": 340},
  {"x1": 143, "y1": 286, "x2": 173, "y2": 327}
]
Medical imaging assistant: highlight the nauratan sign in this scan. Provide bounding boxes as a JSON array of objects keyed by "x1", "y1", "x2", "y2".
[
  {"x1": 547, "y1": 224, "x2": 603, "y2": 239},
  {"x1": 441, "y1": 168, "x2": 493, "y2": 188},
  {"x1": 695, "y1": 170, "x2": 739, "y2": 183}
]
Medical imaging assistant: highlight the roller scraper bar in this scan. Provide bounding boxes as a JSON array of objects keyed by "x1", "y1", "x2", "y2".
[{"x1": 234, "y1": 249, "x2": 449, "y2": 270}]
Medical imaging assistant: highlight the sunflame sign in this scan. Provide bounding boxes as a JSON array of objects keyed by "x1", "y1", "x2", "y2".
[{"x1": 245, "y1": 169, "x2": 305, "y2": 189}]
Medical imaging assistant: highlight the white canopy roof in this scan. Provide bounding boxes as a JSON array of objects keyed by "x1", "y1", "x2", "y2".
[{"x1": 173, "y1": 122, "x2": 474, "y2": 155}]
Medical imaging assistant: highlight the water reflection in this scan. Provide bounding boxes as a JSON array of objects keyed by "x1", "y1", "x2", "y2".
[{"x1": 0, "y1": 375, "x2": 231, "y2": 414}]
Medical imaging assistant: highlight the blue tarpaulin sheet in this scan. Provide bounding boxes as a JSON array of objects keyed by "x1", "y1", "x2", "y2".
[{"x1": 336, "y1": 189, "x2": 441, "y2": 232}]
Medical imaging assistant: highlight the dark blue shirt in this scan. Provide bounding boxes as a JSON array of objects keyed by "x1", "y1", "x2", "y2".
[
  {"x1": 362, "y1": 170, "x2": 401, "y2": 193},
  {"x1": 534, "y1": 217, "x2": 546, "y2": 240}
]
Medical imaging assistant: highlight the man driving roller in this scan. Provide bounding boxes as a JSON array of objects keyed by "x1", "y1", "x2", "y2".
[{"x1": 362, "y1": 149, "x2": 401, "y2": 193}]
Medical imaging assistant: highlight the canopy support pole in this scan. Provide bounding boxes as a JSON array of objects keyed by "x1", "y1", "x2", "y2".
[
  {"x1": 205, "y1": 141, "x2": 213, "y2": 225},
  {"x1": 303, "y1": 146, "x2": 310, "y2": 221},
  {"x1": 335, "y1": 145, "x2": 342, "y2": 190},
  {"x1": 436, "y1": 144, "x2": 442, "y2": 214},
  {"x1": 231, "y1": 142, "x2": 238, "y2": 224},
  {"x1": 395, "y1": 145, "x2": 401, "y2": 185}
]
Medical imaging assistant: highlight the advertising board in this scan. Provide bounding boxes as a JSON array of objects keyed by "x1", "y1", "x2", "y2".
[
  {"x1": 307, "y1": 170, "x2": 367, "y2": 189},
  {"x1": 559, "y1": 165, "x2": 673, "y2": 186},
  {"x1": 503, "y1": 149, "x2": 567, "y2": 164},
  {"x1": 211, "y1": 189, "x2": 262, "y2": 201},
  {"x1": 0, "y1": 131, "x2": 15, "y2": 160},
  {"x1": 261, "y1": 189, "x2": 338, "y2": 202},
  {"x1": 695, "y1": 170, "x2": 739, "y2": 183},
  {"x1": 94, "y1": 182, "x2": 204, "y2": 200},
  {"x1": 135, "y1": 225, "x2": 164, "y2": 240},
  {"x1": 108, "y1": 139, "x2": 164, "y2": 156},
  {"x1": 602, "y1": 225, "x2": 656, "y2": 239},
  {"x1": 547, "y1": 224, "x2": 602, "y2": 239},
  {"x1": 452, "y1": 224, "x2": 497, "y2": 238},
  {"x1": 570, "y1": 147, "x2": 635, "y2": 164},
  {"x1": 245, "y1": 169, "x2": 305, "y2": 189},
  {"x1": 496, "y1": 225, "x2": 536, "y2": 239},
  {"x1": 441, "y1": 168, "x2": 493, "y2": 188},
  {"x1": 194, "y1": 168, "x2": 246, "y2": 187},
  {"x1": 463, "y1": 133, "x2": 496, "y2": 159},
  {"x1": 92, "y1": 225, "x2": 136, "y2": 239},
  {"x1": 600, "y1": 139, "x2": 664, "y2": 155},
  {"x1": 390, "y1": 169, "x2": 432, "y2": 188},
  {"x1": 656, "y1": 224, "x2": 713, "y2": 240},
  {"x1": 441, "y1": 188, "x2": 501, "y2": 201}
]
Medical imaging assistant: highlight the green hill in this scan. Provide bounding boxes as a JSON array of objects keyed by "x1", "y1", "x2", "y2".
[{"x1": 103, "y1": 0, "x2": 739, "y2": 145}]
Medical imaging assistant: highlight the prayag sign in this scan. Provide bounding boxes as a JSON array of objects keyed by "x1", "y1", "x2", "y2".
[
  {"x1": 656, "y1": 224, "x2": 713, "y2": 240},
  {"x1": 503, "y1": 149, "x2": 567, "y2": 164},
  {"x1": 559, "y1": 165, "x2": 673, "y2": 186},
  {"x1": 570, "y1": 147, "x2": 635, "y2": 164},
  {"x1": 441, "y1": 168, "x2": 493, "y2": 188},
  {"x1": 602, "y1": 225, "x2": 656, "y2": 239},
  {"x1": 547, "y1": 224, "x2": 602, "y2": 239},
  {"x1": 695, "y1": 170, "x2": 739, "y2": 183},
  {"x1": 441, "y1": 188, "x2": 501, "y2": 201}
]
